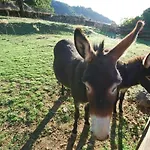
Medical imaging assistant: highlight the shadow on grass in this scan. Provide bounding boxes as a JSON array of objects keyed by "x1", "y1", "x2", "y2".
[
  {"x1": 118, "y1": 113, "x2": 123, "y2": 150},
  {"x1": 66, "y1": 124, "x2": 95, "y2": 150},
  {"x1": 21, "y1": 96, "x2": 65, "y2": 150},
  {"x1": 110, "y1": 113, "x2": 117, "y2": 150},
  {"x1": 66, "y1": 118, "x2": 92, "y2": 150},
  {"x1": 86, "y1": 135, "x2": 95, "y2": 150},
  {"x1": 75, "y1": 125, "x2": 90, "y2": 150},
  {"x1": 110, "y1": 112, "x2": 125, "y2": 150},
  {"x1": 0, "y1": 22, "x2": 74, "y2": 35},
  {"x1": 66, "y1": 115, "x2": 95, "y2": 150},
  {"x1": 66, "y1": 133, "x2": 77, "y2": 150}
]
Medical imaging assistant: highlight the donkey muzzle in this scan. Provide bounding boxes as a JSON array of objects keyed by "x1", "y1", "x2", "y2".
[{"x1": 91, "y1": 115, "x2": 111, "y2": 141}]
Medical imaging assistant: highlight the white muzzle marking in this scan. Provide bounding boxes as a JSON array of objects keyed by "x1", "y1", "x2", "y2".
[{"x1": 91, "y1": 115, "x2": 111, "y2": 141}]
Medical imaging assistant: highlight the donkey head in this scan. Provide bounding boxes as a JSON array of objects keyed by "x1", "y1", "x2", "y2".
[
  {"x1": 74, "y1": 21, "x2": 144, "y2": 141},
  {"x1": 140, "y1": 53, "x2": 150, "y2": 92}
]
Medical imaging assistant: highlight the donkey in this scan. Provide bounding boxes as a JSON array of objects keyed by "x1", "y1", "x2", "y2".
[
  {"x1": 53, "y1": 21, "x2": 144, "y2": 141},
  {"x1": 113, "y1": 53, "x2": 150, "y2": 113}
]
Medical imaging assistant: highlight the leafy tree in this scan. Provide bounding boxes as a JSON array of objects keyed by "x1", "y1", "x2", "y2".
[
  {"x1": 120, "y1": 7, "x2": 150, "y2": 29},
  {"x1": 120, "y1": 16, "x2": 142, "y2": 28},
  {"x1": 24, "y1": 0, "x2": 54, "y2": 12},
  {"x1": 142, "y1": 8, "x2": 150, "y2": 27}
]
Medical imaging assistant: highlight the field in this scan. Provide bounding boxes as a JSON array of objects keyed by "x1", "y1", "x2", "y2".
[{"x1": 0, "y1": 16, "x2": 150, "y2": 150}]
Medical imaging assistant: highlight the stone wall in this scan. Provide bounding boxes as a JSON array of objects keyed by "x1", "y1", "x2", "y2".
[
  {"x1": 47, "y1": 14, "x2": 118, "y2": 33},
  {"x1": 0, "y1": 1, "x2": 118, "y2": 34}
]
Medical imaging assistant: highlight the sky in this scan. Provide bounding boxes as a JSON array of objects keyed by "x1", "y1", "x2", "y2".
[{"x1": 56, "y1": 0, "x2": 150, "y2": 24}]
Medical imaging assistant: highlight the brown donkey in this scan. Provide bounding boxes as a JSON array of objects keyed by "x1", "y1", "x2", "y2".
[
  {"x1": 114, "y1": 53, "x2": 150, "y2": 113},
  {"x1": 53, "y1": 21, "x2": 144, "y2": 141}
]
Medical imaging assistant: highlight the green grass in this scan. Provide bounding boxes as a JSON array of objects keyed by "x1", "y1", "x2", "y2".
[{"x1": 0, "y1": 16, "x2": 149, "y2": 150}]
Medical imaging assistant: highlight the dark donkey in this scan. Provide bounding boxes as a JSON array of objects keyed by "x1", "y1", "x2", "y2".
[
  {"x1": 53, "y1": 21, "x2": 144, "y2": 141},
  {"x1": 114, "y1": 53, "x2": 150, "y2": 113}
]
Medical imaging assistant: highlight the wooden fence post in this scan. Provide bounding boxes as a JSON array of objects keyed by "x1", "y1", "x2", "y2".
[{"x1": 136, "y1": 117, "x2": 150, "y2": 150}]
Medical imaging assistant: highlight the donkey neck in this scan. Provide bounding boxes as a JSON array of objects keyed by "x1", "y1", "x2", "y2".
[
  {"x1": 70, "y1": 60, "x2": 88, "y2": 103},
  {"x1": 118, "y1": 56, "x2": 144, "y2": 88}
]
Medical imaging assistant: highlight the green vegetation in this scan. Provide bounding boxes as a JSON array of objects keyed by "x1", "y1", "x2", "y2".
[
  {"x1": 0, "y1": 16, "x2": 149, "y2": 150},
  {"x1": 119, "y1": 8, "x2": 150, "y2": 39},
  {"x1": 25, "y1": 0, "x2": 54, "y2": 12},
  {"x1": 120, "y1": 7, "x2": 150, "y2": 28},
  {"x1": 0, "y1": 0, "x2": 54, "y2": 13}
]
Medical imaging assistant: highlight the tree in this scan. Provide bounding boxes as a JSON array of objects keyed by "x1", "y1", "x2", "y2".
[
  {"x1": 142, "y1": 8, "x2": 150, "y2": 27},
  {"x1": 24, "y1": 0, "x2": 54, "y2": 12},
  {"x1": 120, "y1": 16, "x2": 142, "y2": 28}
]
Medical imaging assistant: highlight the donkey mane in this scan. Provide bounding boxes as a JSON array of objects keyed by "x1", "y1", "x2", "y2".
[
  {"x1": 117, "y1": 56, "x2": 145, "y2": 84},
  {"x1": 117, "y1": 55, "x2": 145, "y2": 75},
  {"x1": 118, "y1": 56, "x2": 144, "y2": 68},
  {"x1": 93, "y1": 40, "x2": 104, "y2": 53},
  {"x1": 126, "y1": 55, "x2": 144, "y2": 64}
]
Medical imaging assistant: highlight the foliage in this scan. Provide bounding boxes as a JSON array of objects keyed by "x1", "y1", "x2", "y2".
[
  {"x1": 24, "y1": 0, "x2": 54, "y2": 12},
  {"x1": 120, "y1": 7, "x2": 150, "y2": 28},
  {"x1": 142, "y1": 8, "x2": 150, "y2": 27},
  {"x1": 119, "y1": 8, "x2": 150, "y2": 39},
  {"x1": 120, "y1": 16, "x2": 142, "y2": 28},
  {"x1": 51, "y1": 0, "x2": 113, "y2": 24}
]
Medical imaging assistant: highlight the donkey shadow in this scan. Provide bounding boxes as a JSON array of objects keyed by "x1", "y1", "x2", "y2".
[
  {"x1": 66, "y1": 112, "x2": 125, "y2": 150},
  {"x1": 110, "y1": 113, "x2": 117, "y2": 150},
  {"x1": 110, "y1": 113, "x2": 124, "y2": 150},
  {"x1": 21, "y1": 96, "x2": 65, "y2": 150},
  {"x1": 66, "y1": 124, "x2": 95, "y2": 150},
  {"x1": 118, "y1": 113, "x2": 123, "y2": 150}
]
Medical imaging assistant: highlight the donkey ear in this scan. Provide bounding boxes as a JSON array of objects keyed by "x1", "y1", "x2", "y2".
[
  {"x1": 108, "y1": 20, "x2": 145, "y2": 62},
  {"x1": 74, "y1": 28, "x2": 94, "y2": 62},
  {"x1": 143, "y1": 53, "x2": 150, "y2": 68}
]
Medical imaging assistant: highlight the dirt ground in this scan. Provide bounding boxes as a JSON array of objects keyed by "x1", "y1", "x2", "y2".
[{"x1": 20, "y1": 88, "x2": 150, "y2": 150}]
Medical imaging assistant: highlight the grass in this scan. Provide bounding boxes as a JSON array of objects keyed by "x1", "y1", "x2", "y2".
[{"x1": 0, "y1": 16, "x2": 150, "y2": 150}]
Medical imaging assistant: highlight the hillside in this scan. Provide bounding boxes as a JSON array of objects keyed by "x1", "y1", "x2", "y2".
[{"x1": 51, "y1": 0, "x2": 114, "y2": 24}]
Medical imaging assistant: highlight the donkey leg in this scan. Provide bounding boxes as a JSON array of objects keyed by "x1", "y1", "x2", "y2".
[
  {"x1": 84, "y1": 103, "x2": 90, "y2": 125},
  {"x1": 113, "y1": 90, "x2": 119, "y2": 113},
  {"x1": 72, "y1": 104, "x2": 80, "y2": 134},
  {"x1": 119, "y1": 91, "x2": 126, "y2": 113}
]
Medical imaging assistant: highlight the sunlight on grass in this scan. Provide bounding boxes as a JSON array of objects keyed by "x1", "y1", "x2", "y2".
[{"x1": 0, "y1": 16, "x2": 149, "y2": 150}]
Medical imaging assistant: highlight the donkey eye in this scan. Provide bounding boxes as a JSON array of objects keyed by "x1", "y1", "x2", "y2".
[
  {"x1": 112, "y1": 87, "x2": 117, "y2": 93},
  {"x1": 146, "y1": 76, "x2": 150, "y2": 81},
  {"x1": 109, "y1": 83, "x2": 118, "y2": 95},
  {"x1": 83, "y1": 82, "x2": 92, "y2": 93},
  {"x1": 85, "y1": 85, "x2": 90, "y2": 91}
]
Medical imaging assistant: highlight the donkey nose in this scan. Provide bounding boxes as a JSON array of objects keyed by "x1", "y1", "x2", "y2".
[
  {"x1": 92, "y1": 133, "x2": 109, "y2": 141},
  {"x1": 97, "y1": 134, "x2": 109, "y2": 141}
]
